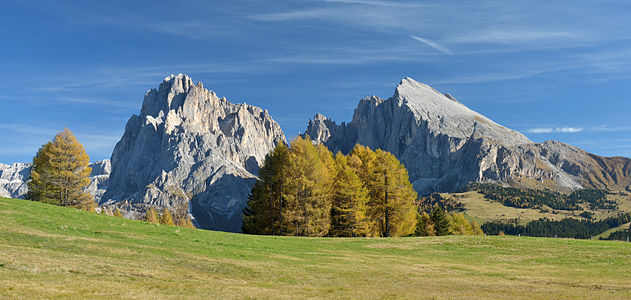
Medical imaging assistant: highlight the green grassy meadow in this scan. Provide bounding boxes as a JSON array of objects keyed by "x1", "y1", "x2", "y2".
[{"x1": 1, "y1": 197, "x2": 631, "y2": 299}]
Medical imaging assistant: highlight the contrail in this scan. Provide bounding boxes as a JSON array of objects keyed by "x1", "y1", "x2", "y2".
[{"x1": 410, "y1": 35, "x2": 452, "y2": 54}]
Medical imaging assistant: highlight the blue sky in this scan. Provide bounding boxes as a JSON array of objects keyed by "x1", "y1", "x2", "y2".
[{"x1": 1, "y1": 0, "x2": 631, "y2": 164}]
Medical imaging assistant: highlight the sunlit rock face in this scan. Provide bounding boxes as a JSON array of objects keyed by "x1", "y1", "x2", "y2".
[
  {"x1": 304, "y1": 78, "x2": 631, "y2": 195},
  {"x1": 102, "y1": 74, "x2": 285, "y2": 232},
  {"x1": 0, "y1": 160, "x2": 111, "y2": 200}
]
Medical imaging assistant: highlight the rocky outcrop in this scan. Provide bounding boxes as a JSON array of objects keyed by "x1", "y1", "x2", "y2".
[
  {"x1": 0, "y1": 163, "x2": 30, "y2": 199},
  {"x1": 101, "y1": 74, "x2": 286, "y2": 232},
  {"x1": 304, "y1": 77, "x2": 631, "y2": 194},
  {"x1": 0, "y1": 160, "x2": 111, "y2": 200}
]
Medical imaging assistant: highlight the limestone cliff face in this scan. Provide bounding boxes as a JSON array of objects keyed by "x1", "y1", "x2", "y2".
[
  {"x1": 0, "y1": 160, "x2": 111, "y2": 200},
  {"x1": 102, "y1": 74, "x2": 286, "y2": 232},
  {"x1": 0, "y1": 163, "x2": 30, "y2": 198},
  {"x1": 304, "y1": 78, "x2": 631, "y2": 194}
]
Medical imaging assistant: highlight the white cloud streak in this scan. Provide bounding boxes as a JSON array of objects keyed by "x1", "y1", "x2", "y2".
[
  {"x1": 323, "y1": 0, "x2": 422, "y2": 7},
  {"x1": 448, "y1": 30, "x2": 580, "y2": 44},
  {"x1": 410, "y1": 35, "x2": 452, "y2": 54},
  {"x1": 527, "y1": 127, "x2": 584, "y2": 134}
]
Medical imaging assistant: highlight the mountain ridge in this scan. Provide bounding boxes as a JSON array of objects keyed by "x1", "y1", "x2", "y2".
[{"x1": 304, "y1": 77, "x2": 631, "y2": 195}]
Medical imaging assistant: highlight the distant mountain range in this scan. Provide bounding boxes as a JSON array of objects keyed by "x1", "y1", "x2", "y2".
[{"x1": 2, "y1": 74, "x2": 629, "y2": 232}]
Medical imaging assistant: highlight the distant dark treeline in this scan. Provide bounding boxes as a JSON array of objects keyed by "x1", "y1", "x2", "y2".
[
  {"x1": 468, "y1": 183, "x2": 617, "y2": 211},
  {"x1": 600, "y1": 223, "x2": 631, "y2": 241},
  {"x1": 482, "y1": 214, "x2": 631, "y2": 239},
  {"x1": 416, "y1": 193, "x2": 465, "y2": 213},
  {"x1": 601, "y1": 230, "x2": 630, "y2": 241}
]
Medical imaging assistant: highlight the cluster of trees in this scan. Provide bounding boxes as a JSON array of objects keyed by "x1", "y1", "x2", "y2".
[
  {"x1": 144, "y1": 204, "x2": 195, "y2": 227},
  {"x1": 482, "y1": 213, "x2": 631, "y2": 239},
  {"x1": 243, "y1": 137, "x2": 418, "y2": 237},
  {"x1": 468, "y1": 183, "x2": 615, "y2": 211},
  {"x1": 27, "y1": 129, "x2": 96, "y2": 211},
  {"x1": 568, "y1": 189, "x2": 617, "y2": 210},
  {"x1": 601, "y1": 224, "x2": 630, "y2": 241},
  {"x1": 416, "y1": 193, "x2": 465, "y2": 213},
  {"x1": 415, "y1": 206, "x2": 483, "y2": 236}
]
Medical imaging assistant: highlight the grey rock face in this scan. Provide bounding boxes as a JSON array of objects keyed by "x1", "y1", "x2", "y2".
[
  {"x1": 102, "y1": 74, "x2": 286, "y2": 232},
  {"x1": 0, "y1": 160, "x2": 111, "y2": 200},
  {"x1": 0, "y1": 163, "x2": 30, "y2": 199},
  {"x1": 304, "y1": 77, "x2": 631, "y2": 194}
]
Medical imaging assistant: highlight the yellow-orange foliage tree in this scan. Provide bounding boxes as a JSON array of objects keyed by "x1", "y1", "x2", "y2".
[{"x1": 27, "y1": 128, "x2": 95, "y2": 211}]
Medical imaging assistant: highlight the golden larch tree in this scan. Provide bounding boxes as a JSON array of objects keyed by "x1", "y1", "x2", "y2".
[{"x1": 28, "y1": 128, "x2": 95, "y2": 211}]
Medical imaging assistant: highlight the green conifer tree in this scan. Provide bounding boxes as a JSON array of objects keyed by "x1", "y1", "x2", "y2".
[
  {"x1": 431, "y1": 206, "x2": 450, "y2": 236},
  {"x1": 28, "y1": 128, "x2": 95, "y2": 211},
  {"x1": 242, "y1": 142, "x2": 290, "y2": 235},
  {"x1": 415, "y1": 211, "x2": 436, "y2": 236}
]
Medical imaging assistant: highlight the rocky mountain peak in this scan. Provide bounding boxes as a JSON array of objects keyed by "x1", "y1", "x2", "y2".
[
  {"x1": 103, "y1": 74, "x2": 286, "y2": 232},
  {"x1": 305, "y1": 78, "x2": 616, "y2": 194}
]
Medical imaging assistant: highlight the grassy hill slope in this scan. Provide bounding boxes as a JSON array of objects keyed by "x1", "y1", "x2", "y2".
[
  {"x1": 440, "y1": 191, "x2": 631, "y2": 225},
  {"x1": 1, "y1": 197, "x2": 631, "y2": 299}
]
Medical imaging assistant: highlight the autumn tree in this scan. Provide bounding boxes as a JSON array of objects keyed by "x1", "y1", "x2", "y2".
[
  {"x1": 171, "y1": 201, "x2": 195, "y2": 228},
  {"x1": 160, "y1": 209, "x2": 175, "y2": 226},
  {"x1": 145, "y1": 206, "x2": 159, "y2": 224},
  {"x1": 330, "y1": 153, "x2": 370, "y2": 237},
  {"x1": 113, "y1": 208, "x2": 123, "y2": 218},
  {"x1": 244, "y1": 140, "x2": 418, "y2": 238},
  {"x1": 350, "y1": 146, "x2": 417, "y2": 237},
  {"x1": 449, "y1": 213, "x2": 475, "y2": 235},
  {"x1": 282, "y1": 136, "x2": 333, "y2": 236},
  {"x1": 28, "y1": 128, "x2": 95, "y2": 211}
]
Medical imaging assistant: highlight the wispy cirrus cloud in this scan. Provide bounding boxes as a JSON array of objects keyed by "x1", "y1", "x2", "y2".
[
  {"x1": 448, "y1": 30, "x2": 580, "y2": 44},
  {"x1": 323, "y1": 0, "x2": 425, "y2": 7},
  {"x1": 410, "y1": 35, "x2": 452, "y2": 54},
  {"x1": 527, "y1": 127, "x2": 584, "y2": 134}
]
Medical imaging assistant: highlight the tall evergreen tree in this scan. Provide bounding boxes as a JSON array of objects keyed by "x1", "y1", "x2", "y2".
[
  {"x1": 330, "y1": 153, "x2": 370, "y2": 237},
  {"x1": 28, "y1": 128, "x2": 95, "y2": 211},
  {"x1": 242, "y1": 143, "x2": 290, "y2": 235},
  {"x1": 415, "y1": 212, "x2": 436, "y2": 236},
  {"x1": 431, "y1": 205, "x2": 450, "y2": 236}
]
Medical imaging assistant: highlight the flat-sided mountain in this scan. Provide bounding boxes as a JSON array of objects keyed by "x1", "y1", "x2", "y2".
[
  {"x1": 304, "y1": 78, "x2": 631, "y2": 195},
  {"x1": 0, "y1": 160, "x2": 111, "y2": 200},
  {"x1": 101, "y1": 74, "x2": 285, "y2": 232}
]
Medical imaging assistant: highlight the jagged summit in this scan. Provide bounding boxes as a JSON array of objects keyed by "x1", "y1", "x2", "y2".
[
  {"x1": 304, "y1": 78, "x2": 631, "y2": 195},
  {"x1": 103, "y1": 74, "x2": 286, "y2": 232}
]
